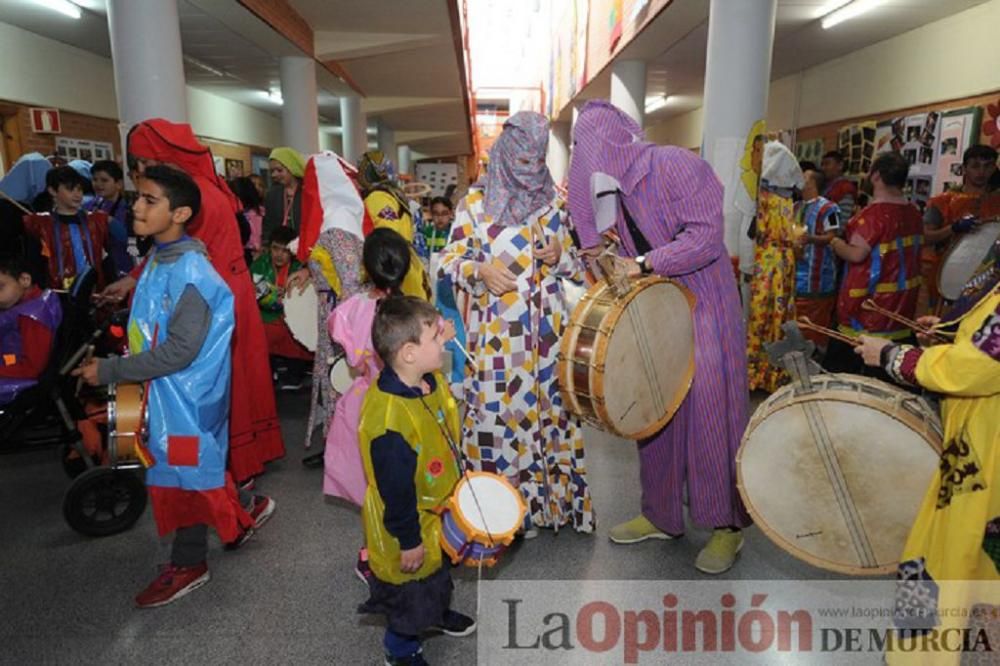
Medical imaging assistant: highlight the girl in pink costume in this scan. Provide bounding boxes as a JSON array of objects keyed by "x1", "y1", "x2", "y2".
[{"x1": 323, "y1": 228, "x2": 412, "y2": 581}]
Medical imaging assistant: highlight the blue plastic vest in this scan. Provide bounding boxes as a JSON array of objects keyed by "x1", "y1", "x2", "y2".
[{"x1": 128, "y1": 245, "x2": 234, "y2": 490}]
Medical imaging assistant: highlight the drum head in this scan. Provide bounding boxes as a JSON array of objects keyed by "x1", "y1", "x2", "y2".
[
  {"x1": 938, "y1": 222, "x2": 1000, "y2": 301},
  {"x1": 600, "y1": 279, "x2": 695, "y2": 439},
  {"x1": 455, "y1": 473, "x2": 525, "y2": 540},
  {"x1": 738, "y1": 375, "x2": 940, "y2": 575},
  {"x1": 284, "y1": 283, "x2": 319, "y2": 352},
  {"x1": 329, "y1": 357, "x2": 352, "y2": 394}
]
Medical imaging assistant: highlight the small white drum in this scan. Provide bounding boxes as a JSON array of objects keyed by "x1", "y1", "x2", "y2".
[
  {"x1": 938, "y1": 220, "x2": 1000, "y2": 301},
  {"x1": 440, "y1": 472, "x2": 526, "y2": 567},
  {"x1": 283, "y1": 283, "x2": 319, "y2": 352},
  {"x1": 738, "y1": 374, "x2": 942, "y2": 575},
  {"x1": 328, "y1": 356, "x2": 352, "y2": 395}
]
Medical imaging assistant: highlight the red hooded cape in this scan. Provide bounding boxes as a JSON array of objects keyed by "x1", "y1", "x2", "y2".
[{"x1": 128, "y1": 119, "x2": 284, "y2": 480}]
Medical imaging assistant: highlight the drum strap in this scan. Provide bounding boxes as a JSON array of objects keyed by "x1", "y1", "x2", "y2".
[{"x1": 616, "y1": 194, "x2": 653, "y2": 255}]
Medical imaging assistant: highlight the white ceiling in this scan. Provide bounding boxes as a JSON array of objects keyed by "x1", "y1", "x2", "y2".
[
  {"x1": 290, "y1": 0, "x2": 472, "y2": 157},
  {"x1": 561, "y1": 0, "x2": 991, "y2": 123},
  {"x1": 0, "y1": 0, "x2": 472, "y2": 157}
]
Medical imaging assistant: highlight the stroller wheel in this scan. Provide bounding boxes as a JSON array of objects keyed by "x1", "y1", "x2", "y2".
[
  {"x1": 63, "y1": 467, "x2": 147, "y2": 537},
  {"x1": 59, "y1": 440, "x2": 100, "y2": 479}
]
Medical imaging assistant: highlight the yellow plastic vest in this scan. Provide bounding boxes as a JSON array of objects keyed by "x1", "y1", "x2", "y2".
[
  {"x1": 359, "y1": 371, "x2": 461, "y2": 584},
  {"x1": 365, "y1": 191, "x2": 432, "y2": 300}
]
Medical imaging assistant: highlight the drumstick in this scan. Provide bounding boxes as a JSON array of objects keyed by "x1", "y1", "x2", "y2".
[
  {"x1": 797, "y1": 317, "x2": 861, "y2": 347},
  {"x1": 76, "y1": 345, "x2": 95, "y2": 396},
  {"x1": 0, "y1": 188, "x2": 31, "y2": 215},
  {"x1": 451, "y1": 338, "x2": 477, "y2": 370},
  {"x1": 860, "y1": 300, "x2": 953, "y2": 342}
]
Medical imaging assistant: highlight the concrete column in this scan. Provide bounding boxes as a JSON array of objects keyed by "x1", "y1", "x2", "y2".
[
  {"x1": 279, "y1": 56, "x2": 319, "y2": 154},
  {"x1": 397, "y1": 145, "x2": 412, "y2": 176},
  {"x1": 547, "y1": 121, "x2": 571, "y2": 185},
  {"x1": 340, "y1": 95, "x2": 367, "y2": 164},
  {"x1": 701, "y1": 0, "x2": 777, "y2": 266},
  {"x1": 377, "y1": 123, "x2": 396, "y2": 161},
  {"x1": 107, "y1": 0, "x2": 187, "y2": 128},
  {"x1": 609, "y1": 59, "x2": 647, "y2": 128}
]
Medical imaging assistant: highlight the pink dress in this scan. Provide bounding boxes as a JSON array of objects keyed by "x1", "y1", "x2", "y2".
[
  {"x1": 244, "y1": 206, "x2": 264, "y2": 251},
  {"x1": 322, "y1": 292, "x2": 380, "y2": 505}
]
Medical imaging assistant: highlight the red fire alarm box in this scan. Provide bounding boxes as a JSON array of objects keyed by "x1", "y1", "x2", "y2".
[{"x1": 30, "y1": 108, "x2": 62, "y2": 134}]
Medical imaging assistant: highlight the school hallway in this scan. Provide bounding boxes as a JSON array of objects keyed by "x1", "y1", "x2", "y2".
[{"x1": 0, "y1": 390, "x2": 846, "y2": 665}]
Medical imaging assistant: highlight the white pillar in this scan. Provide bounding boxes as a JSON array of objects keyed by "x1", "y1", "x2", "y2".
[
  {"x1": 397, "y1": 145, "x2": 412, "y2": 176},
  {"x1": 279, "y1": 56, "x2": 319, "y2": 155},
  {"x1": 701, "y1": 0, "x2": 776, "y2": 265},
  {"x1": 547, "y1": 121, "x2": 571, "y2": 186},
  {"x1": 107, "y1": 0, "x2": 187, "y2": 128},
  {"x1": 340, "y1": 96, "x2": 367, "y2": 164},
  {"x1": 377, "y1": 123, "x2": 396, "y2": 161},
  {"x1": 610, "y1": 59, "x2": 647, "y2": 128}
]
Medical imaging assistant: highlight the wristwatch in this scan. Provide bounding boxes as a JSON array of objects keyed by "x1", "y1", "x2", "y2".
[{"x1": 635, "y1": 255, "x2": 653, "y2": 275}]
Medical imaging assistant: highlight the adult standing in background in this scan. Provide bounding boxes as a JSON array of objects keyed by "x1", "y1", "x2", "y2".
[
  {"x1": 358, "y1": 150, "x2": 430, "y2": 300},
  {"x1": 922, "y1": 144, "x2": 1000, "y2": 310},
  {"x1": 263, "y1": 147, "x2": 305, "y2": 240},
  {"x1": 746, "y1": 142, "x2": 803, "y2": 392},
  {"x1": 820, "y1": 150, "x2": 858, "y2": 222},
  {"x1": 793, "y1": 169, "x2": 842, "y2": 353}
]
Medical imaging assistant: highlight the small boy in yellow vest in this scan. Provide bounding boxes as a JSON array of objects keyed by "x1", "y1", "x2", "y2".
[{"x1": 357, "y1": 295, "x2": 475, "y2": 666}]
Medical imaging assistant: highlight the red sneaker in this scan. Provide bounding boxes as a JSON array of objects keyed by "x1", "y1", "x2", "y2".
[
  {"x1": 134, "y1": 563, "x2": 210, "y2": 609},
  {"x1": 225, "y1": 496, "x2": 276, "y2": 551}
]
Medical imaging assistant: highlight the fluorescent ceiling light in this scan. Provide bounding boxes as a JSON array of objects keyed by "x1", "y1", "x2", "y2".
[
  {"x1": 644, "y1": 95, "x2": 673, "y2": 114},
  {"x1": 32, "y1": 0, "x2": 81, "y2": 19},
  {"x1": 261, "y1": 90, "x2": 283, "y2": 104},
  {"x1": 821, "y1": 0, "x2": 885, "y2": 29}
]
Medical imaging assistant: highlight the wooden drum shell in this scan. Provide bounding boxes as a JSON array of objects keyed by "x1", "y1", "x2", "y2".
[{"x1": 557, "y1": 276, "x2": 696, "y2": 440}]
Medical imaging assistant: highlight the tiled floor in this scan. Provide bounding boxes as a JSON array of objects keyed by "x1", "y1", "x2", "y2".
[{"x1": 0, "y1": 390, "x2": 852, "y2": 665}]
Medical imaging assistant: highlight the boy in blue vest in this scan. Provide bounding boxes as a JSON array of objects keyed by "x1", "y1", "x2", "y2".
[{"x1": 75, "y1": 165, "x2": 274, "y2": 608}]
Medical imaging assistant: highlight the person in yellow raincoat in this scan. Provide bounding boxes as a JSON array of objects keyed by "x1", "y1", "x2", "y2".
[
  {"x1": 855, "y1": 263, "x2": 1000, "y2": 663},
  {"x1": 357, "y1": 296, "x2": 475, "y2": 665},
  {"x1": 357, "y1": 150, "x2": 431, "y2": 300},
  {"x1": 747, "y1": 141, "x2": 804, "y2": 392}
]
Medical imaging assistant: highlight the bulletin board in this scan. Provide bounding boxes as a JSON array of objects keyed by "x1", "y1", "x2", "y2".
[{"x1": 416, "y1": 162, "x2": 459, "y2": 198}]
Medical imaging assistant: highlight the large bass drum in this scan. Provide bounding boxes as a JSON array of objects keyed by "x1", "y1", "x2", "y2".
[
  {"x1": 557, "y1": 276, "x2": 696, "y2": 440},
  {"x1": 737, "y1": 374, "x2": 942, "y2": 575},
  {"x1": 938, "y1": 220, "x2": 1000, "y2": 301}
]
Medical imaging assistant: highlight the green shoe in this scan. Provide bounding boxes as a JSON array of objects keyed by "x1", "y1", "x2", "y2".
[
  {"x1": 608, "y1": 515, "x2": 677, "y2": 544},
  {"x1": 695, "y1": 528, "x2": 744, "y2": 574}
]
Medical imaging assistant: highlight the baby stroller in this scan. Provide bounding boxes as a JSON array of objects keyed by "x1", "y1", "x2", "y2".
[{"x1": 0, "y1": 270, "x2": 148, "y2": 537}]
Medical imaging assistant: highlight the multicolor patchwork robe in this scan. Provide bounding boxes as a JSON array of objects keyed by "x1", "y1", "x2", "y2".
[{"x1": 438, "y1": 191, "x2": 595, "y2": 532}]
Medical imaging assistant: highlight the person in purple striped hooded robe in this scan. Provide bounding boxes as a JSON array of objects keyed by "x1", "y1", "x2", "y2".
[{"x1": 567, "y1": 100, "x2": 751, "y2": 574}]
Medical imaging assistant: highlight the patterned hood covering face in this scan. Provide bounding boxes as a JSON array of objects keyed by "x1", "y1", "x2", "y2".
[
  {"x1": 483, "y1": 111, "x2": 554, "y2": 227},
  {"x1": 357, "y1": 150, "x2": 408, "y2": 210},
  {"x1": 567, "y1": 100, "x2": 656, "y2": 248}
]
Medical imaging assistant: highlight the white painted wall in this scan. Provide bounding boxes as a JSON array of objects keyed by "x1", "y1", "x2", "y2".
[
  {"x1": 187, "y1": 87, "x2": 281, "y2": 147},
  {"x1": 0, "y1": 21, "x2": 118, "y2": 119},
  {"x1": 646, "y1": 0, "x2": 1000, "y2": 147},
  {"x1": 0, "y1": 21, "x2": 282, "y2": 148}
]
